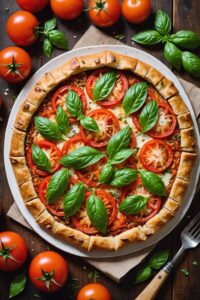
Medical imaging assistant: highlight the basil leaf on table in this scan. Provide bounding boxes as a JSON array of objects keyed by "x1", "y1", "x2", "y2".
[
  {"x1": 110, "y1": 149, "x2": 134, "y2": 165},
  {"x1": 32, "y1": 144, "x2": 51, "y2": 172},
  {"x1": 154, "y1": 10, "x2": 171, "y2": 35},
  {"x1": 122, "y1": 82, "x2": 148, "y2": 115},
  {"x1": 139, "y1": 100, "x2": 158, "y2": 133},
  {"x1": 44, "y1": 17, "x2": 57, "y2": 32},
  {"x1": 140, "y1": 169, "x2": 166, "y2": 197},
  {"x1": 132, "y1": 30, "x2": 163, "y2": 45},
  {"x1": 86, "y1": 193, "x2": 108, "y2": 234},
  {"x1": 164, "y1": 42, "x2": 182, "y2": 71},
  {"x1": 169, "y1": 30, "x2": 200, "y2": 49},
  {"x1": 60, "y1": 146, "x2": 104, "y2": 169},
  {"x1": 150, "y1": 250, "x2": 169, "y2": 270},
  {"x1": 99, "y1": 163, "x2": 114, "y2": 184},
  {"x1": 9, "y1": 273, "x2": 27, "y2": 299},
  {"x1": 64, "y1": 182, "x2": 85, "y2": 218},
  {"x1": 48, "y1": 30, "x2": 68, "y2": 49},
  {"x1": 182, "y1": 51, "x2": 200, "y2": 78},
  {"x1": 134, "y1": 265, "x2": 152, "y2": 284},
  {"x1": 80, "y1": 115, "x2": 99, "y2": 132},
  {"x1": 66, "y1": 90, "x2": 83, "y2": 118},
  {"x1": 119, "y1": 195, "x2": 148, "y2": 215},
  {"x1": 35, "y1": 116, "x2": 62, "y2": 141},
  {"x1": 47, "y1": 168, "x2": 69, "y2": 204},
  {"x1": 43, "y1": 38, "x2": 53, "y2": 58},
  {"x1": 93, "y1": 71, "x2": 116, "y2": 101},
  {"x1": 109, "y1": 168, "x2": 138, "y2": 187},
  {"x1": 56, "y1": 106, "x2": 70, "y2": 134},
  {"x1": 107, "y1": 125, "x2": 131, "y2": 159}
]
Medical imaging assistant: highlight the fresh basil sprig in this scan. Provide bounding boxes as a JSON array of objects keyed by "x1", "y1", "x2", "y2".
[
  {"x1": 169, "y1": 30, "x2": 200, "y2": 49},
  {"x1": 154, "y1": 10, "x2": 171, "y2": 36},
  {"x1": 134, "y1": 265, "x2": 152, "y2": 284},
  {"x1": 164, "y1": 42, "x2": 182, "y2": 71},
  {"x1": 35, "y1": 116, "x2": 62, "y2": 141},
  {"x1": 182, "y1": 52, "x2": 200, "y2": 78},
  {"x1": 150, "y1": 250, "x2": 169, "y2": 270},
  {"x1": 132, "y1": 30, "x2": 163, "y2": 45},
  {"x1": 122, "y1": 82, "x2": 148, "y2": 115},
  {"x1": 56, "y1": 106, "x2": 70, "y2": 134},
  {"x1": 109, "y1": 149, "x2": 135, "y2": 165},
  {"x1": 32, "y1": 144, "x2": 51, "y2": 172},
  {"x1": 64, "y1": 182, "x2": 85, "y2": 218},
  {"x1": 140, "y1": 169, "x2": 166, "y2": 197},
  {"x1": 119, "y1": 195, "x2": 148, "y2": 214},
  {"x1": 9, "y1": 273, "x2": 27, "y2": 299},
  {"x1": 47, "y1": 168, "x2": 69, "y2": 204},
  {"x1": 99, "y1": 163, "x2": 114, "y2": 184},
  {"x1": 86, "y1": 193, "x2": 108, "y2": 234},
  {"x1": 109, "y1": 168, "x2": 138, "y2": 187},
  {"x1": 107, "y1": 125, "x2": 131, "y2": 159},
  {"x1": 93, "y1": 71, "x2": 116, "y2": 101},
  {"x1": 139, "y1": 100, "x2": 158, "y2": 133}
]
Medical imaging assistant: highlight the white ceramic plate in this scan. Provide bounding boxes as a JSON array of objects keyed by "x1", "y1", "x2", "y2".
[{"x1": 4, "y1": 45, "x2": 200, "y2": 258}]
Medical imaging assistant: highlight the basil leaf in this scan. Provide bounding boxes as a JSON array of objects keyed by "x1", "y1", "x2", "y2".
[
  {"x1": 107, "y1": 125, "x2": 131, "y2": 159},
  {"x1": 86, "y1": 193, "x2": 108, "y2": 234},
  {"x1": 47, "y1": 168, "x2": 69, "y2": 204},
  {"x1": 56, "y1": 106, "x2": 70, "y2": 134},
  {"x1": 44, "y1": 18, "x2": 57, "y2": 32},
  {"x1": 110, "y1": 149, "x2": 134, "y2": 165},
  {"x1": 43, "y1": 38, "x2": 53, "y2": 58},
  {"x1": 35, "y1": 116, "x2": 62, "y2": 141},
  {"x1": 60, "y1": 146, "x2": 104, "y2": 169},
  {"x1": 32, "y1": 144, "x2": 51, "y2": 172},
  {"x1": 134, "y1": 265, "x2": 152, "y2": 284},
  {"x1": 182, "y1": 51, "x2": 200, "y2": 78},
  {"x1": 150, "y1": 250, "x2": 169, "y2": 270},
  {"x1": 80, "y1": 115, "x2": 99, "y2": 132},
  {"x1": 66, "y1": 90, "x2": 83, "y2": 118},
  {"x1": 119, "y1": 195, "x2": 148, "y2": 214},
  {"x1": 154, "y1": 10, "x2": 171, "y2": 35},
  {"x1": 139, "y1": 100, "x2": 158, "y2": 133},
  {"x1": 169, "y1": 30, "x2": 200, "y2": 49},
  {"x1": 114, "y1": 34, "x2": 125, "y2": 40},
  {"x1": 93, "y1": 71, "x2": 116, "y2": 101},
  {"x1": 164, "y1": 42, "x2": 182, "y2": 71},
  {"x1": 48, "y1": 30, "x2": 68, "y2": 49},
  {"x1": 140, "y1": 169, "x2": 166, "y2": 197},
  {"x1": 99, "y1": 163, "x2": 114, "y2": 184},
  {"x1": 9, "y1": 273, "x2": 27, "y2": 299},
  {"x1": 64, "y1": 182, "x2": 85, "y2": 217},
  {"x1": 109, "y1": 168, "x2": 138, "y2": 187},
  {"x1": 122, "y1": 82, "x2": 148, "y2": 114},
  {"x1": 132, "y1": 30, "x2": 163, "y2": 45}
]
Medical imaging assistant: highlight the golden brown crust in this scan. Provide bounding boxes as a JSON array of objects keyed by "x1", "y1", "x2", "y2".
[
  {"x1": 88, "y1": 236, "x2": 115, "y2": 251},
  {"x1": 134, "y1": 61, "x2": 152, "y2": 78},
  {"x1": 25, "y1": 198, "x2": 46, "y2": 219},
  {"x1": 163, "y1": 198, "x2": 180, "y2": 215},
  {"x1": 26, "y1": 84, "x2": 47, "y2": 107},
  {"x1": 19, "y1": 181, "x2": 37, "y2": 203},
  {"x1": 114, "y1": 227, "x2": 147, "y2": 250},
  {"x1": 77, "y1": 52, "x2": 107, "y2": 69},
  {"x1": 10, "y1": 156, "x2": 31, "y2": 185},
  {"x1": 177, "y1": 152, "x2": 197, "y2": 181},
  {"x1": 169, "y1": 178, "x2": 189, "y2": 203},
  {"x1": 180, "y1": 128, "x2": 196, "y2": 152},
  {"x1": 145, "y1": 67, "x2": 164, "y2": 85},
  {"x1": 168, "y1": 95, "x2": 189, "y2": 115},
  {"x1": 106, "y1": 51, "x2": 138, "y2": 70},
  {"x1": 177, "y1": 112, "x2": 193, "y2": 129},
  {"x1": 36, "y1": 210, "x2": 55, "y2": 231},
  {"x1": 156, "y1": 78, "x2": 178, "y2": 99},
  {"x1": 10, "y1": 129, "x2": 26, "y2": 157},
  {"x1": 14, "y1": 100, "x2": 38, "y2": 131}
]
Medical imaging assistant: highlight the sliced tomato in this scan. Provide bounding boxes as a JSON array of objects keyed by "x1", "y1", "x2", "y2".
[
  {"x1": 38, "y1": 106, "x2": 56, "y2": 119},
  {"x1": 61, "y1": 135, "x2": 86, "y2": 155},
  {"x1": 26, "y1": 141, "x2": 61, "y2": 177},
  {"x1": 80, "y1": 109, "x2": 120, "y2": 147},
  {"x1": 139, "y1": 139, "x2": 174, "y2": 173},
  {"x1": 71, "y1": 189, "x2": 118, "y2": 234},
  {"x1": 109, "y1": 212, "x2": 128, "y2": 234},
  {"x1": 86, "y1": 68, "x2": 128, "y2": 107},
  {"x1": 127, "y1": 73, "x2": 141, "y2": 86},
  {"x1": 51, "y1": 85, "x2": 87, "y2": 124},
  {"x1": 147, "y1": 87, "x2": 163, "y2": 102}
]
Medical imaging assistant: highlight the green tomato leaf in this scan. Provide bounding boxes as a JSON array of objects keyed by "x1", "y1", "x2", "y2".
[
  {"x1": 86, "y1": 193, "x2": 108, "y2": 234},
  {"x1": 48, "y1": 30, "x2": 68, "y2": 49},
  {"x1": 154, "y1": 10, "x2": 171, "y2": 35},
  {"x1": 110, "y1": 149, "x2": 135, "y2": 165},
  {"x1": 139, "y1": 100, "x2": 158, "y2": 133},
  {"x1": 164, "y1": 42, "x2": 182, "y2": 71},
  {"x1": 122, "y1": 82, "x2": 148, "y2": 115},
  {"x1": 80, "y1": 115, "x2": 99, "y2": 132},
  {"x1": 32, "y1": 144, "x2": 51, "y2": 172},
  {"x1": 43, "y1": 38, "x2": 53, "y2": 58},
  {"x1": 169, "y1": 30, "x2": 200, "y2": 49},
  {"x1": 44, "y1": 18, "x2": 57, "y2": 32},
  {"x1": 34, "y1": 116, "x2": 62, "y2": 141},
  {"x1": 93, "y1": 71, "x2": 116, "y2": 101},
  {"x1": 60, "y1": 146, "x2": 104, "y2": 169},
  {"x1": 107, "y1": 125, "x2": 131, "y2": 159},
  {"x1": 140, "y1": 169, "x2": 166, "y2": 197},
  {"x1": 47, "y1": 168, "x2": 69, "y2": 204},
  {"x1": 150, "y1": 250, "x2": 169, "y2": 270},
  {"x1": 109, "y1": 168, "x2": 138, "y2": 187},
  {"x1": 64, "y1": 182, "x2": 85, "y2": 218},
  {"x1": 182, "y1": 51, "x2": 200, "y2": 78},
  {"x1": 9, "y1": 273, "x2": 27, "y2": 299},
  {"x1": 134, "y1": 265, "x2": 152, "y2": 284},
  {"x1": 66, "y1": 89, "x2": 83, "y2": 118},
  {"x1": 119, "y1": 195, "x2": 148, "y2": 214},
  {"x1": 99, "y1": 163, "x2": 114, "y2": 184},
  {"x1": 132, "y1": 30, "x2": 163, "y2": 45},
  {"x1": 56, "y1": 106, "x2": 70, "y2": 134}
]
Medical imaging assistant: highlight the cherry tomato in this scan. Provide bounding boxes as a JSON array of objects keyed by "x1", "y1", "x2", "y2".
[
  {"x1": 6, "y1": 11, "x2": 38, "y2": 46},
  {"x1": 50, "y1": 0, "x2": 84, "y2": 21},
  {"x1": 29, "y1": 251, "x2": 68, "y2": 293},
  {"x1": 86, "y1": 68, "x2": 129, "y2": 107},
  {"x1": 122, "y1": 0, "x2": 151, "y2": 24},
  {"x1": 88, "y1": 0, "x2": 121, "y2": 27},
  {"x1": 0, "y1": 47, "x2": 32, "y2": 83},
  {"x1": 0, "y1": 232, "x2": 28, "y2": 271},
  {"x1": 77, "y1": 283, "x2": 112, "y2": 300},
  {"x1": 16, "y1": 0, "x2": 49, "y2": 12},
  {"x1": 80, "y1": 109, "x2": 120, "y2": 148},
  {"x1": 139, "y1": 139, "x2": 174, "y2": 173},
  {"x1": 72, "y1": 189, "x2": 117, "y2": 234}
]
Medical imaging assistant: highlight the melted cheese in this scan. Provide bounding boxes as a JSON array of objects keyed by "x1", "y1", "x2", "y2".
[
  {"x1": 159, "y1": 172, "x2": 173, "y2": 187},
  {"x1": 136, "y1": 133, "x2": 152, "y2": 148}
]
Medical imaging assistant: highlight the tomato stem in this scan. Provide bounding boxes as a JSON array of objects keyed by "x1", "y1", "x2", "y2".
[
  {"x1": 36, "y1": 269, "x2": 62, "y2": 290},
  {"x1": 0, "y1": 56, "x2": 24, "y2": 79},
  {"x1": 0, "y1": 240, "x2": 19, "y2": 264},
  {"x1": 85, "y1": 0, "x2": 108, "y2": 14}
]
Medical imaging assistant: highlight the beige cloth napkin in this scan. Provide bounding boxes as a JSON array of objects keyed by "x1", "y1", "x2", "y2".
[{"x1": 7, "y1": 26, "x2": 200, "y2": 282}]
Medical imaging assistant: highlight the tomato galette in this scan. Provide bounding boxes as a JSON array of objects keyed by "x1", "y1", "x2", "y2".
[{"x1": 10, "y1": 51, "x2": 197, "y2": 251}]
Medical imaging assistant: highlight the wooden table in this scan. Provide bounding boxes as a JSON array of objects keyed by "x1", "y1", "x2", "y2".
[{"x1": 0, "y1": 1, "x2": 200, "y2": 299}]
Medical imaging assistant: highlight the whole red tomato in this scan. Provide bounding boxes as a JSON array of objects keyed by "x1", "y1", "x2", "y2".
[
  {"x1": 16, "y1": 0, "x2": 49, "y2": 12},
  {"x1": 88, "y1": 0, "x2": 121, "y2": 27},
  {"x1": 0, "y1": 47, "x2": 32, "y2": 83},
  {"x1": 122, "y1": 0, "x2": 151, "y2": 24},
  {"x1": 50, "y1": 0, "x2": 84, "y2": 21},
  {"x1": 29, "y1": 251, "x2": 68, "y2": 293},
  {"x1": 77, "y1": 283, "x2": 112, "y2": 300},
  {"x1": 0, "y1": 231, "x2": 28, "y2": 271},
  {"x1": 6, "y1": 11, "x2": 38, "y2": 46}
]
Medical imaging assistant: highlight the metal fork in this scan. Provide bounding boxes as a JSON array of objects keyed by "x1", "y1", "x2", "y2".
[{"x1": 135, "y1": 211, "x2": 200, "y2": 300}]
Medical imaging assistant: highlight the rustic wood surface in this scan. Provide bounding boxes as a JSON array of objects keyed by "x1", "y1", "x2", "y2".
[{"x1": 0, "y1": 1, "x2": 200, "y2": 299}]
